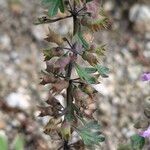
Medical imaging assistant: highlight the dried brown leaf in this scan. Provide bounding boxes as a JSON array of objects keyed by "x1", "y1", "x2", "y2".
[
  {"x1": 51, "y1": 80, "x2": 69, "y2": 93},
  {"x1": 73, "y1": 88, "x2": 88, "y2": 102},
  {"x1": 38, "y1": 105, "x2": 60, "y2": 117},
  {"x1": 70, "y1": 140, "x2": 85, "y2": 150},
  {"x1": 44, "y1": 27, "x2": 64, "y2": 45},
  {"x1": 38, "y1": 106, "x2": 53, "y2": 117},
  {"x1": 45, "y1": 61, "x2": 56, "y2": 73},
  {"x1": 82, "y1": 52, "x2": 98, "y2": 66},
  {"x1": 79, "y1": 83, "x2": 97, "y2": 96},
  {"x1": 46, "y1": 92, "x2": 63, "y2": 110},
  {"x1": 40, "y1": 73, "x2": 57, "y2": 85},
  {"x1": 44, "y1": 118, "x2": 62, "y2": 135},
  {"x1": 54, "y1": 55, "x2": 71, "y2": 71}
]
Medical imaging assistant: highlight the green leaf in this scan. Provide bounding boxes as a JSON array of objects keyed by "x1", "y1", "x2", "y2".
[
  {"x1": 48, "y1": 1, "x2": 59, "y2": 16},
  {"x1": 130, "y1": 134, "x2": 145, "y2": 150},
  {"x1": 43, "y1": 48, "x2": 53, "y2": 61},
  {"x1": 95, "y1": 65, "x2": 109, "y2": 78},
  {"x1": 12, "y1": 134, "x2": 24, "y2": 150},
  {"x1": 42, "y1": 0, "x2": 64, "y2": 16},
  {"x1": 75, "y1": 32, "x2": 89, "y2": 49},
  {"x1": 76, "y1": 120, "x2": 105, "y2": 146},
  {"x1": 59, "y1": 0, "x2": 64, "y2": 13},
  {"x1": 75, "y1": 64, "x2": 97, "y2": 84},
  {"x1": 0, "y1": 135, "x2": 8, "y2": 150},
  {"x1": 84, "y1": 67, "x2": 97, "y2": 74}
]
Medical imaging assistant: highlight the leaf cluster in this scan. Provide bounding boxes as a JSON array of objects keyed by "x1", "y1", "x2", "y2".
[
  {"x1": 76, "y1": 120, "x2": 105, "y2": 146},
  {"x1": 36, "y1": 0, "x2": 111, "y2": 149}
]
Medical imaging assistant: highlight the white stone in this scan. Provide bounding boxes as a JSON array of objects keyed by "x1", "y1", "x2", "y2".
[
  {"x1": 6, "y1": 92, "x2": 30, "y2": 110},
  {"x1": 129, "y1": 4, "x2": 150, "y2": 22},
  {"x1": 0, "y1": 34, "x2": 11, "y2": 50},
  {"x1": 5, "y1": 67, "x2": 14, "y2": 76},
  {"x1": 129, "y1": 4, "x2": 150, "y2": 32},
  {"x1": 103, "y1": 1, "x2": 114, "y2": 12}
]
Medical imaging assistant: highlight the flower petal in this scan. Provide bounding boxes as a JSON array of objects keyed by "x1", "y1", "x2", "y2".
[
  {"x1": 141, "y1": 72, "x2": 150, "y2": 81},
  {"x1": 139, "y1": 127, "x2": 150, "y2": 138}
]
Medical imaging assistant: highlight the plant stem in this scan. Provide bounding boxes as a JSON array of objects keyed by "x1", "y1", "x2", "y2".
[
  {"x1": 63, "y1": 140, "x2": 70, "y2": 150},
  {"x1": 34, "y1": 15, "x2": 72, "y2": 25},
  {"x1": 64, "y1": 1, "x2": 78, "y2": 149},
  {"x1": 66, "y1": 1, "x2": 78, "y2": 113},
  {"x1": 73, "y1": 15, "x2": 77, "y2": 35}
]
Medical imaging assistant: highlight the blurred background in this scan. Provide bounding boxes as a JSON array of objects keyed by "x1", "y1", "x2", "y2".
[{"x1": 0, "y1": 0, "x2": 150, "y2": 149}]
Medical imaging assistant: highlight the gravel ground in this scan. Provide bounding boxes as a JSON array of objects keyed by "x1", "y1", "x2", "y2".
[{"x1": 0, "y1": 0, "x2": 150, "y2": 149}]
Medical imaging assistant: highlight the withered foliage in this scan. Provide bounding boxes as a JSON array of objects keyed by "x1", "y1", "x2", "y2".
[{"x1": 35, "y1": 0, "x2": 111, "y2": 149}]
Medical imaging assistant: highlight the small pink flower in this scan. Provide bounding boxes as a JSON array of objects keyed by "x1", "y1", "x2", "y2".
[
  {"x1": 139, "y1": 127, "x2": 150, "y2": 138},
  {"x1": 141, "y1": 72, "x2": 150, "y2": 81}
]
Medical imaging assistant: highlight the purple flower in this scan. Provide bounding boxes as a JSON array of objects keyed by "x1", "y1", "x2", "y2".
[
  {"x1": 139, "y1": 127, "x2": 150, "y2": 138},
  {"x1": 141, "y1": 72, "x2": 150, "y2": 81}
]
